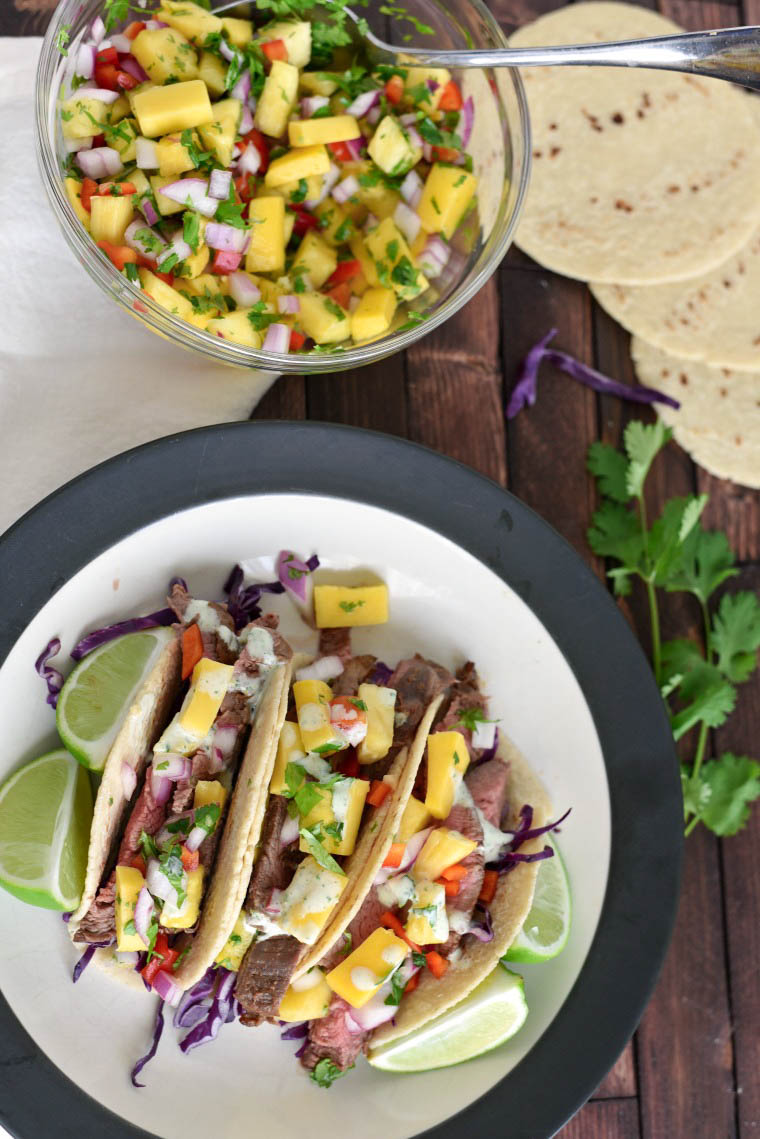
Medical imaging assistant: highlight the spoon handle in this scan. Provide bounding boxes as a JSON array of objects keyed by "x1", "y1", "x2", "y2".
[{"x1": 375, "y1": 25, "x2": 760, "y2": 90}]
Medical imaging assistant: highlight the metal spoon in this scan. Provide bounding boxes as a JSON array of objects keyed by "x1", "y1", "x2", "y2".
[{"x1": 213, "y1": 1, "x2": 760, "y2": 91}]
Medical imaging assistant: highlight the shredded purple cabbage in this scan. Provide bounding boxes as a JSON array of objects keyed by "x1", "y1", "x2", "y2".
[
  {"x1": 35, "y1": 638, "x2": 63, "y2": 709},
  {"x1": 131, "y1": 1000, "x2": 165, "y2": 1088},
  {"x1": 280, "y1": 1022, "x2": 309, "y2": 1041},
  {"x1": 487, "y1": 804, "x2": 571, "y2": 874},
  {"x1": 223, "y1": 564, "x2": 286, "y2": 630},
  {"x1": 61, "y1": 911, "x2": 71, "y2": 923},
  {"x1": 70, "y1": 608, "x2": 176, "y2": 661},
  {"x1": 468, "y1": 903, "x2": 494, "y2": 942},
  {"x1": 169, "y1": 576, "x2": 188, "y2": 591},
  {"x1": 173, "y1": 967, "x2": 217, "y2": 1029},
  {"x1": 368, "y1": 661, "x2": 393, "y2": 686},
  {"x1": 178, "y1": 967, "x2": 238, "y2": 1053},
  {"x1": 72, "y1": 941, "x2": 110, "y2": 983},
  {"x1": 506, "y1": 329, "x2": 681, "y2": 420},
  {"x1": 295, "y1": 1037, "x2": 309, "y2": 1059}
]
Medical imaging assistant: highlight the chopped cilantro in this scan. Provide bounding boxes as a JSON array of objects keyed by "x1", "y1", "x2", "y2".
[
  {"x1": 55, "y1": 26, "x2": 70, "y2": 57},
  {"x1": 338, "y1": 599, "x2": 365, "y2": 612},
  {"x1": 386, "y1": 239, "x2": 400, "y2": 262},
  {"x1": 456, "y1": 706, "x2": 494, "y2": 733},
  {"x1": 349, "y1": 698, "x2": 368, "y2": 711},
  {"x1": 183, "y1": 211, "x2": 201, "y2": 254},
  {"x1": 431, "y1": 196, "x2": 441, "y2": 215},
  {"x1": 194, "y1": 803, "x2": 221, "y2": 836},
  {"x1": 290, "y1": 178, "x2": 309, "y2": 204},
  {"x1": 139, "y1": 830, "x2": 160, "y2": 863},
  {"x1": 215, "y1": 185, "x2": 249, "y2": 230},
  {"x1": 391, "y1": 256, "x2": 419, "y2": 289},
  {"x1": 310, "y1": 1058, "x2": 351, "y2": 1088},
  {"x1": 300, "y1": 826, "x2": 346, "y2": 875},
  {"x1": 383, "y1": 966, "x2": 407, "y2": 1006},
  {"x1": 324, "y1": 296, "x2": 346, "y2": 318}
]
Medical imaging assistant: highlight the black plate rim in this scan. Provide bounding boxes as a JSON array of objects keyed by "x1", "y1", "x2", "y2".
[{"x1": 0, "y1": 420, "x2": 682, "y2": 1139}]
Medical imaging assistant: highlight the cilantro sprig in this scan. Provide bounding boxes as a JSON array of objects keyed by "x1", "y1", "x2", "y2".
[{"x1": 587, "y1": 421, "x2": 760, "y2": 837}]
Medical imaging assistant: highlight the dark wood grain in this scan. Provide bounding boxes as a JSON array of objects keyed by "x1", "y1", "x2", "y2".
[
  {"x1": 253, "y1": 375, "x2": 307, "y2": 421},
  {"x1": 556, "y1": 1098, "x2": 641, "y2": 1139},
  {"x1": 306, "y1": 358, "x2": 408, "y2": 436},
  {"x1": 593, "y1": 1046, "x2": 638, "y2": 1099}
]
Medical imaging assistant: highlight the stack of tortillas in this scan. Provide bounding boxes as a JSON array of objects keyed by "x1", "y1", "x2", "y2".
[{"x1": 510, "y1": 1, "x2": 760, "y2": 487}]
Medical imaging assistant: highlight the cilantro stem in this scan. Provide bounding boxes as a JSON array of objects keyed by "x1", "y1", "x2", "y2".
[
  {"x1": 646, "y1": 578, "x2": 662, "y2": 684},
  {"x1": 684, "y1": 814, "x2": 700, "y2": 837}
]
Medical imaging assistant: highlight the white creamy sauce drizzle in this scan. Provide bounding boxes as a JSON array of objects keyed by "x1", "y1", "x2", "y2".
[
  {"x1": 244, "y1": 909, "x2": 286, "y2": 940},
  {"x1": 351, "y1": 966, "x2": 380, "y2": 992},
  {"x1": 454, "y1": 780, "x2": 510, "y2": 864},
  {"x1": 184, "y1": 600, "x2": 222, "y2": 633},
  {"x1": 293, "y1": 753, "x2": 332, "y2": 781},
  {"x1": 299, "y1": 702, "x2": 327, "y2": 732},
  {"x1": 330, "y1": 777, "x2": 352, "y2": 827},
  {"x1": 291, "y1": 968, "x2": 324, "y2": 993},
  {"x1": 447, "y1": 909, "x2": 471, "y2": 936},
  {"x1": 377, "y1": 873, "x2": 416, "y2": 910},
  {"x1": 381, "y1": 943, "x2": 406, "y2": 968},
  {"x1": 410, "y1": 882, "x2": 449, "y2": 942},
  {"x1": 242, "y1": 625, "x2": 276, "y2": 667}
]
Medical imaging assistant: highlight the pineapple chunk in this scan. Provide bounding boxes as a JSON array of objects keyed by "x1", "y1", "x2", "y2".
[
  {"x1": 405, "y1": 66, "x2": 452, "y2": 109},
  {"x1": 298, "y1": 777, "x2": 370, "y2": 856},
  {"x1": 215, "y1": 910, "x2": 254, "y2": 971},
  {"x1": 139, "y1": 267, "x2": 195, "y2": 319},
  {"x1": 297, "y1": 294, "x2": 350, "y2": 344},
  {"x1": 288, "y1": 115, "x2": 360, "y2": 148},
  {"x1": 156, "y1": 131, "x2": 197, "y2": 178},
  {"x1": 265, "y1": 144, "x2": 330, "y2": 189},
  {"x1": 177, "y1": 242, "x2": 210, "y2": 279},
  {"x1": 349, "y1": 234, "x2": 380, "y2": 286},
  {"x1": 194, "y1": 779, "x2": 227, "y2": 810},
  {"x1": 249, "y1": 273, "x2": 286, "y2": 305},
  {"x1": 398, "y1": 795, "x2": 432, "y2": 842},
  {"x1": 221, "y1": 16, "x2": 254, "y2": 48},
  {"x1": 270, "y1": 720, "x2": 306, "y2": 794},
  {"x1": 269, "y1": 174, "x2": 324, "y2": 206},
  {"x1": 314, "y1": 584, "x2": 389, "y2": 628},
  {"x1": 114, "y1": 865, "x2": 147, "y2": 951},
  {"x1": 198, "y1": 50, "x2": 227, "y2": 97},
  {"x1": 405, "y1": 880, "x2": 448, "y2": 944},
  {"x1": 132, "y1": 80, "x2": 212, "y2": 138},
  {"x1": 206, "y1": 310, "x2": 263, "y2": 348},
  {"x1": 246, "y1": 196, "x2": 286, "y2": 275},
  {"x1": 291, "y1": 230, "x2": 337, "y2": 289},
  {"x1": 413, "y1": 826, "x2": 477, "y2": 882},
  {"x1": 350, "y1": 286, "x2": 397, "y2": 342},
  {"x1": 425, "y1": 731, "x2": 470, "y2": 819},
  {"x1": 60, "y1": 95, "x2": 109, "y2": 140},
  {"x1": 104, "y1": 116, "x2": 139, "y2": 162},
  {"x1": 254, "y1": 59, "x2": 299, "y2": 139},
  {"x1": 90, "y1": 195, "x2": 134, "y2": 244},
  {"x1": 279, "y1": 969, "x2": 331, "y2": 1022},
  {"x1": 356, "y1": 683, "x2": 397, "y2": 764},
  {"x1": 326, "y1": 928, "x2": 409, "y2": 1008},
  {"x1": 181, "y1": 272, "x2": 228, "y2": 301},
  {"x1": 300, "y1": 72, "x2": 338, "y2": 97},
  {"x1": 162, "y1": 868, "x2": 205, "y2": 929},
  {"x1": 368, "y1": 114, "x2": 421, "y2": 176},
  {"x1": 277, "y1": 855, "x2": 347, "y2": 945},
  {"x1": 131, "y1": 27, "x2": 199, "y2": 84},
  {"x1": 292, "y1": 678, "x2": 344, "y2": 755},
  {"x1": 417, "y1": 164, "x2": 478, "y2": 240},
  {"x1": 258, "y1": 20, "x2": 312, "y2": 68},
  {"x1": 158, "y1": 0, "x2": 222, "y2": 45},
  {"x1": 198, "y1": 97, "x2": 241, "y2": 168},
  {"x1": 314, "y1": 200, "x2": 356, "y2": 246},
  {"x1": 149, "y1": 174, "x2": 186, "y2": 216},
  {"x1": 185, "y1": 312, "x2": 215, "y2": 331},
  {"x1": 64, "y1": 178, "x2": 90, "y2": 231},
  {"x1": 365, "y1": 216, "x2": 428, "y2": 301}
]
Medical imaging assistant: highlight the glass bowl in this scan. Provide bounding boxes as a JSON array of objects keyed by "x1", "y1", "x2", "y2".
[{"x1": 35, "y1": 0, "x2": 530, "y2": 374}]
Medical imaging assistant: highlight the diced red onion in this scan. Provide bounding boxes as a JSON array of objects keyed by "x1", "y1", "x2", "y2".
[
  {"x1": 213, "y1": 722, "x2": 239, "y2": 760},
  {"x1": 145, "y1": 19, "x2": 169, "y2": 30},
  {"x1": 205, "y1": 221, "x2": 248, "y2": 254},
  {"x1": 400, "y1": 169, "x2": 423, "y2": 207},
  {"x1": 135, "y1": 136, "x2": 159, "y2": 169},
  {"x1": 116, "y1": 950, "x2": 140, "y2": 966},
  {"x1": 460, "y1": 95, "x2": 475, "y2": 148},
  {"x1": 228, "y1": 271, "x2": 261, "y2": 307},
  {"x1": 213, "y1": 250, "x2": 242, "y2": 273},
  {"x1": 134, "y1": 886, "x2": 154, "y2": 946},
  {"x1": 239, "y1": 104, "x2": 254, "y2": 135},
  {"x1": 151, "y1": 774, "x2": 172, "y2": 805},
  {"x1": 375, "y1": 826, "x2": 432, "y2": 886},
  {"x1": 81, "y1": 87, "x2": 121, "y2": 103},
  {"x1": 277, "y1": 294, "x2": 300, "y2": 315},
  {"x1": 332, "y1": 174, "x2": 359, "y2": 204},
  {"x1": 98, "y1": 38, "x2": 112, "y2": 50},
  {"x1": 231, "y1": 69, "x2": 251, "y2": 105},
  {"x1": 146, "y1": 858, "x2": 178, "y2": 904},
  {"x1": 262, "y1": 323, "x2": 291, "y2": 353},
  {"x1": 120, "y1": 54, "x2": 150, "y2": 84},
  {"x1": 301, "y1": 95, "x2": 330, "y2": 117},
  {"x1": 236, "y1": 142, "x2": 261, "y2": 177},
  {"x1": 407, "y1": 125, "x2": 423, "y2": 151},
  {"x1": 348, "y1": 294, "x2": 360, "y2": 314},
  {"x1": 75, "y1": 43, "x2": 96, "y2": 80},
  {"x1": 153, "y1": 753, "x2": 191, "y2": 782},
  {"x1": 399, "y1": 112, "x2": 418, "y2": 127},
  {"x1": 295, "y1": 655, "x2": 344, "y2": 682},
  {"x1": 393, "y1": 201, "x2": 421, "y2": 244},
  {"x1": 185, "y1": 825, "x2": 208, "y2": 853},
  {"x1": 111, "y1": 33, "x2": 132, "y2": 53},
  {"x1": 304, "y1": 162, "x2": 340, "y2": 209},
  {"x1": 472, "y1": 720, "x2": 496, "y2": 750},
  {"x1": 208, "y1": 169, "x2": 232, "y2": 202},
  {"x1": 64, "y1": 135, "x2": 93, "y2": 154},
  {"x1": 280, "y1": 815, "x2": 300, "y2": 847},
  {"x1": 426, "y1": 78, "x2": 439, "y2": 93},
  {"x1": 343, "y1": 136, "x2": 363, "y2": 162},
  {"x1": 248, "y1": 93, "x2": 258, "y2": 113},
  {"x1": 366, "y1": 105, "x2": 381, "y2": 125},
  {"x1": 275, "y1": 548, "x2": 319, "y2": 607},
  {"x1": 140, "y1": 197, "x2": 159, "y2": 226},
  {"x1": 89, "y1": 15, "x2": 105, "y2": 44},
  {"x1": 159, "y1": 237, "x2": 192, "y2": 268},
  {"x1": 363, "y1": 212, "x2": 379, "y2": 234},
  {"x1": 161, "y1": 178, "x2": 218, "y2": 218},
  {"x1": 153, "y1": 969, "x2": 182, "y2": 1006},
  {"x1": 265, "y1": 888, "x2": 283, "y2": 916},
  {"x1": 346, "y1": 88, "x2": 380, "y2": 118},
  {"x1": 219, "y1": 39, "x2": 238, "y2": 63},
  {"x1": 422, "y1": 142, "x2": 434, "y2": 163},
  {"x1": 417, "y1": 234, "x2": 451, "y2": 278},
  {"x1": 121, "y1": 761, "x2": 137, "y2": 800},
  {"x1": 77, "y1": 146, "x2": 122, "y2": 179}
]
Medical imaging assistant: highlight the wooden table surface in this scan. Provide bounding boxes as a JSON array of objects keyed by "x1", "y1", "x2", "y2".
[{"x1": 9, "y1": 0, "x2": 760, "y2": 1135}]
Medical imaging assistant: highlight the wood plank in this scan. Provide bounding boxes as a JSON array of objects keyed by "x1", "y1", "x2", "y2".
[
  {"x1": 252, "y1": 375, "x2": 306, "y2": 421},
  {"x1": 697, "y1": 472, "x2": 760, "y2": 567},
  {"x1": 661, "y1": 0, "x2": 741, "y2": 26},
  {"x1": 715, "y1": 567, "x2": 760, "y2": 1139},
  {"x1": 405, "y1": 278, "x2": 507, "y2": 484},
  {"x1": 557, "y1": 1098, "x2": 641, "y2": 1139},
  {"x1": 305, "y1": 359, "x2": 408, "y2": 437},
  {"x1": 593, "y1": 1043, "x2": 638, "y2": 1099},
  {"x1": 742, "y1": 0, "x2": 760, "y2": 20}
]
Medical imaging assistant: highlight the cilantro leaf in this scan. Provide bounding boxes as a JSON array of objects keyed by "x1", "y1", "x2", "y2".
[
  {"x1": 139, "y1": 830, "x2": 160, "y2": 863},
  {"x1": 663, "y1": 525, "x2": 738, "y2": 604},
  {"x1": 456, "y1": 706, "x2": 492, "y2": 733},
  {"x1": 384, "y1": 967, "x2": 407, "y2": 1006},
  {"x1": 711, "y1": 591, "x2": 760, "y2": 683},
  {"x1": 56, "y1": 26, "x2": 70, "y2": 56},
  {"x1": 670, "y1": 662, "x2": 736, "y2": 740},
  {"x1": 624, "y1": 420, "x2": 672, "y2": 499},
  {"x1": 310, "y1": 1058, "x2": 351, "y2": 1087},
  {"x1": 695, "y1": 753, "x2": 760, "y2": 836},
  {"x1": 587, "y1": 501, "x2": 643, "y2": 586},
  {"x1": 648, "y1": 496, "x2": 708, "y2": 587},
  {"x1": 194, "y1": 803, "x2": 221, "y2": 836},
  {"x1": 299, "y1": 827, "x2": 346, "y2": 875},
  {"x1": 157, "y1": 846, "x2": 187, "y2": 908},
  {"x1": 587, "y1": 442, "x2": 630, "y2": 505}
]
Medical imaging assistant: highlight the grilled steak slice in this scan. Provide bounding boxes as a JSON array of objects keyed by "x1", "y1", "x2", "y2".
[
  {"x1": 169, "y1": 583, "x2": 238, "y2": 663},
  {"x1": 391, "y1": 655, "x2": 454, "y2": 748},
  {"x1": 318, "y1": 884, "x2": 387, "y2": 972},
  {"x1": 318, "y1": 627, "x2": 353, "y2": 664},
  {"x1": 237, "y1": 935, "x2": 303, "y2": 1023},
  {"x1": 246, "y1": 796, "x2": 292, "y2": 912},
  {"x1": 301, "y1": 996, "x2": 369, "y2": 1072},
  {"x1": 465, "y1": 758, "x2": 511, "y2": 828},
  {"x1": 72, "y1": 879, "x2": 116, "y2": 943},
  {"x1": 332, "y1": 654, "x2": 377, "y2": 696},
  {"x1": 439, "y1": 803, "x2": 484, "y2": 954},
  {"x1": 437, "y1": 661, "x2": 490, "y2": 755}
]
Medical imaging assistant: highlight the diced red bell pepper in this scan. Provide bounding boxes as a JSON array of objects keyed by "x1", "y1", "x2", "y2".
[
  {"x1": 94, "y1": 62, "x2": 119, "y2": 89},
  {"x1": 337, "y1": 749, "x2": 359, "y2": 777},
  {"x1": 130, "y1": 854, "x2": 147, "y2": 875},
  {"x1": 125, "y1": 20, "x2": 147, "y2": 39},
  {"x1": 326, "y1": 258, "x2": 361, "y2": 286},
  {"x1": 115, "y1": 69, "x2": 139, "y2": 90},
  {"x1": 240, "y1": 128, "x2": 269, "y2": 173},
  {"x1": 91, "y1": 133, "x2": 106, "y2": 148},
  {"x1": 234, "y1": 172, "x2": 257, "y2": 204},
  {"x1": 425, "y1": 950, "x2": 449, "y2": 979},
  {"x1": 289, "y1": 330, "x2": 307, "y2": 351},
  {"x1": 327, "y1": 140, "x2": 356, "y2": 163},
  {"x1": 180, "y1": 845, "x2": 200, "y2": 872},
  {"x1": 437, "y1": 80, "x2": 463, "y2": 112},
  {"x1": 80, "y1": 177, "x2": 98, "y2": 213},
  {"x1": 181, "y1": 623, "x2": 204, "y2": 680},
  {"x1": 380, "y1": 910, "x2": 421, "y2": 953},
  {"x1": 404, "y1": 971, "x2": 420, "y2": 995},
  {"x1": 290, "y1": 207, "x2": 318, "y2": 237},
  {"x1": 211, "y1": 249, "x2": 243, "y2": 274},
  {"x1": 432, "y1": 145, "x2": 461, "y2": 163},
  {"x1": 97, "y1": 240, "x2": 138, "y2": 272},
  {"x1": 367, "y1": 780, "x2": 392, "y2": 808},
  {"x1": 97, "y1": 181, "x2": 137, "y2": 197},
  {"x1": 478, "y1": 869, "x2": 499, "y2": 905},
  {"x1": 96, "y1": 45, "x2": 119, "y2": 65},
  {"x1": 261, "y1": 38, "x2": 288, "y2": 62},
  {"x1": 136, "y1": 254, "x2": 175, "y2": 286},
  {"x1": 141, "y1": 933, "x2": 179, "y2": 987},
  {"x1": 325, "y1": 282, "x2": 351, "y2": 310},
  {"x1": 439, "y1": 863, "x2": 468, "y2": 882},
  {"x1": 385, "y1": 75, "x2": 404, "y2": 105},
  {"x1": 436, "y1": 877, "x2": 460, "y2": 898},
  {"x1": 383, "y1": 842, "x2": 406, "y2": 869}
]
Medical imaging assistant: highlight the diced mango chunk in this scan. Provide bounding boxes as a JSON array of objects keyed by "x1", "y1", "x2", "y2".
[
  {"x1": 368, "y1": 114, "x2": 421, "y2": 176},
  {"x1": 64, "y1": 178, "x2": 90, "y2": 231},
  {"x1": 221, "y1": 16, "x2": 254, "y2": 48},
  {"x1": 179, "y1": 658, "x2": 234, "y2": 738},
  {"x1": 246, "y1": 196, "x2": 286, "y2": 275},
  {"x1": 132, "y1": 80, "x2": 212, "y2": 139},
  {"x1": 255, "y1": 59, "x2": 299, "y2": 139},
  {"x1": 258, "y1": 20, "x2": 312, "y2": 67},
  {"x1": 413, "y1": 826, "x2": 477, "y2": 882},
  {"x1": 326, "y1": 927, "x2": 409, "y2": 1008},
  {"x1": 215, "y1": 910, "x2": 255, "y2": 971},
  {"x1": 291, "y1": 230, "x2": 336, "y2": 290},
  {"x1": 397, "y1": 795, "x2": 432, "y2": 842},
  {"x1": 90, "y1": 195, "x2": 134, "y2": 245},
  {"x1": 138, "y1": 268, "x2": 195, "y2": 319},
  {"x1": 198, "y1": 50, "x2": 227, "y2": 97},
  {"x1": 162, "y1": 867, "x2": 205, "y2": 929},
  {"x1": 288, "y1": 115, "x2": 360, "y2": 148},
  {"x1": 206, "y1": 310, "x2": 263, "y2": 348},
  {"x1": 115, "y1": 865, "x2": 148, "y2": 951},
  {"x1": 356, "y1": 683, "x2": 397, "y2": 763},
  {"x1": 365, "y1": 217, "x2": 428, "y2": 301},
  {"x1": 194, "y1": 780, "x2": 227, "y2": 810},
  {"x1": 277, "y1": 855, "x2": 347, "y2": 945},
  {"x1": 350, "y1": 286, "x2": 396, "y2": 342},
  {"x1": 314, "y1": 584, "x2": 389, "y2": 628},
  {"x1": 297, "y1": 294, "x2": 350, "y2": 345},
  {"x1": 156, "y1": 132, "x2": 197, "y2": 178},
  {"x1": 197, "y1": 97, "x2": 241, "y2": 168},
  {"x1": 293, "y1": 678, "x2": 345, "y2": 755},
  {"x1": 405, "y1": 880, "x2": 448, "y2": 944},
  {"x1": 60, "y1": 95, "x2": 110, "y2": 140},
  {"x1": 270, "y1": 720, "x2": 306, "y2": 794},
  {"x1": 264, "y1": 144, "x2": 330, "y2": 188},
  {"x1": 279, "y1": 968, "x2": 331, "y2": 1021},
  {"x1": 158, "y1": 0, "x2": 222, "y2": 45},
  {"x1": 417, "y1": 164, "x2": 478, "y2": 241},
  {"x1": 298, "y1": 777, "x2": 370, "y2": 855},
  {"x1": 131, "y1": 26, "x2": 199, "y2": 84},
  {"x1": 425, "y1": 731, "x2": 470, "y2": 819}
]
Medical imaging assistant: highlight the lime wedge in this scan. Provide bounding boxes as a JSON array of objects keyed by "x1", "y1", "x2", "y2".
[
  {"x1": 504, "y1": 837, "x2": 571, "y2": 964},
  {"x1": 367, "y1": 964, "x2": 528, "y2": 1073},
  {"x1": 57, "y1": 628, "x2": 173, "y2": 772},
  {"x1": 0, "y1": 749, "x2": 93, "y2": 910}
]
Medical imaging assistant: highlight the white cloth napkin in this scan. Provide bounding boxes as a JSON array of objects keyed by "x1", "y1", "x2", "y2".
[{"x1": 0, "y1": 38, "x2": 277, "y2": 536}]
